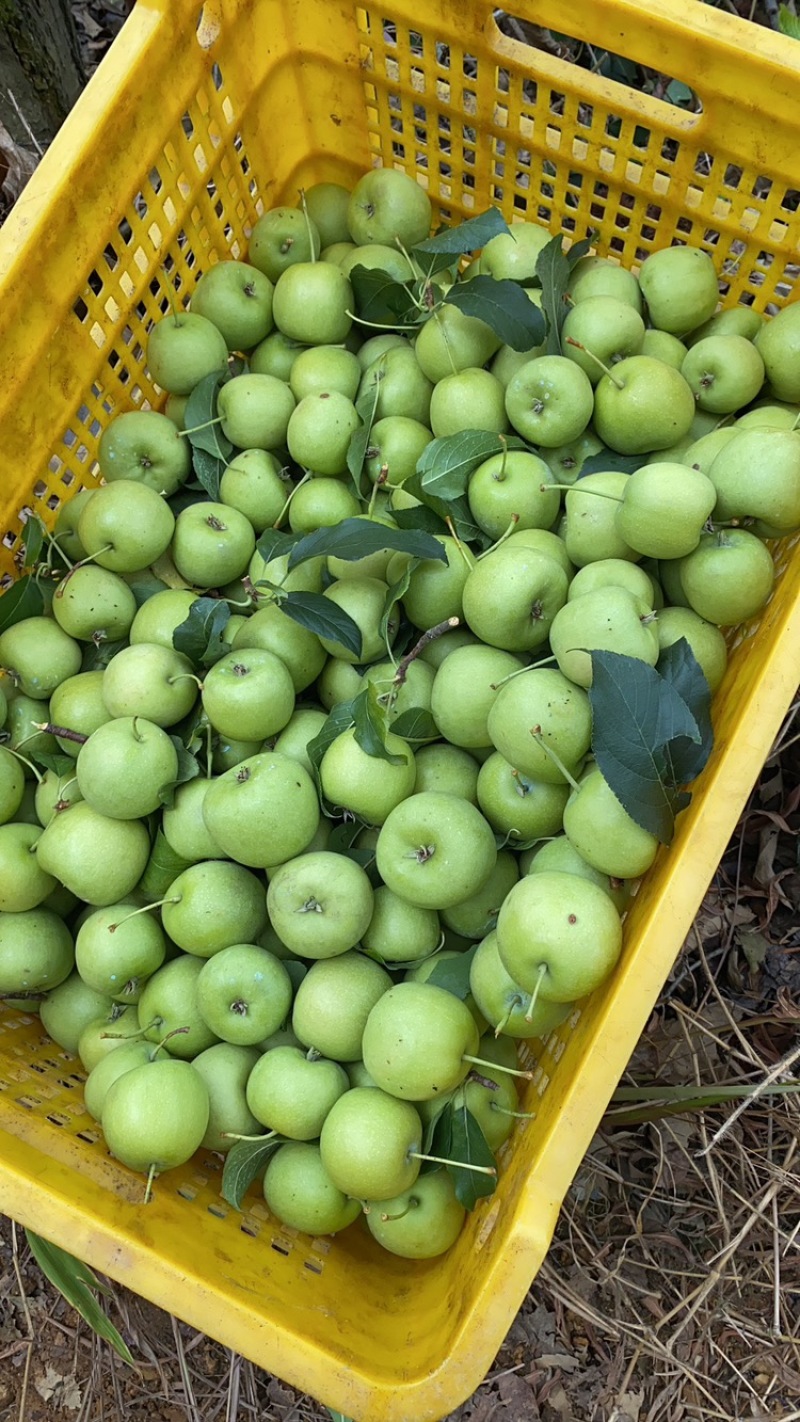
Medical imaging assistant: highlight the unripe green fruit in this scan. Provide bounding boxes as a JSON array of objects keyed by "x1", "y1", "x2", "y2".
[
  {"x1": 102, "y1": 1058, "x2": 210, "y2": 1172},
  {"x1": 0, "y1": 617, "x2": 82, "y2": 700},
  {"x1": 563, "y1": 766, "x2": 660, "y2": 879},
  {"x1": 76, "y1": 717, "x2": 179, "y2": 820},
  {"x1": 52, "y1": 566, "x2": 137, "y2": 642},
  {"x1": 264, "y1": 1142, "x2": 361, "y2": 1235}
]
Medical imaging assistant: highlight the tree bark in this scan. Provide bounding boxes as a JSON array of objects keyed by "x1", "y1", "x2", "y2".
[{"x1": 0, "y1": 0, "x2": 86, "y2": 151}]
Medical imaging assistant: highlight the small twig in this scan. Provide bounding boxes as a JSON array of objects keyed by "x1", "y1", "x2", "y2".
[
  {"x1": 696, "y1": 1038, "x2": 800, "y2": 1157},
  {"x1": 393, "y1": 617, "x2": 460, "y2": 686}
]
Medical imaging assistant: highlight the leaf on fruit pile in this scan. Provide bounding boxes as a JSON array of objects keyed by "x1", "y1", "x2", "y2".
[
  {"x1": 80, "y1": 639, "x2": 128, "y2": 673},
  {"x1": 445, "y1": 276, "x2": 546, "y2": 351},
  {"x1": 657, "y1": 638, "x2": 713, "y2": 785},
  {"x1": 0, "y1": 574, "x2": 44, "y2": 631},
  {"x1": 222, "y1": 1136, "x2": 284, "y2": 1210},
  {"x1": 255, "y1": 527, "x2": 300, "y2": 565},
  {"x1": 390, "y1": 707, "x2": 439, "y2": 744},
  {"x1": 192, "y1": 447, "x2": 226, "y2": 501},
  {"x1": 428, "y1": 1101, "x2": 497, "y2": 1209},
  {"x1": 348, "y1": 266, "x2": 420, "y2": 329},
  {"x1": 353, "y1": 685, "x2": 406, "y2": 764},
  {"x1": 21, "y1": 516, "x2": 45, "y2": 569},
  {"x1": 326, "y1": 821, "x2": 375, "y2": 869},
  {"x1": 34, "y1": 751, "x2": 78, "y2": 777},
  {"x1": 307, "y1": 699, "x2": 358, "y2": 782},
  {"x1": 380, "y1": 559, "x2": 416, "y2": 644},
  {"x1": 535, "y1": 234, "x2": 592, "y2": 355},
  {"x1": 158, "y1": 737, "x2": 201, "y2": 808},
  {"x1": 413, "y1": 207, "x2": 510, "y2": 255},
  {"x1": 287, "y1": 518, "x2": 446, "y2": 569},
  {"x1": 183, "y1": 372, "x2": 233, "y2": 463},
  {"x1": 390, "y1": 504, "x2": 448, "y2": 534},
  {"x1": 578, "y1": 449, "x2": 642, "y2": 477},
  {"x1": 402, "y1": 473, "x2": 485, "y2": 547},
  {"x1": 24, "y1": 1230, "x2": 136, "y2": 1368},
  {"x1": 280, "y1": 591, "x2": 362, "y2": 659},
  {"x1": 137, "y1": 829, "x2": 193, "y2": 901},
  {"x1": 125, "y1": 571, "x2": 170, "y2": 607},
  {"x1": 347, "y1": 365, "x2": 385, "y2": 486},
  {"x1": 425, "y1": 943, "x2": 479, "y2": 999},
  {"x1": 589, "y1": 650, "x2": 706, "y2": 844},
  {"x1": 417, "y1": 430, "x2": 527, "y2": 500},
  {"x1": 172, "y1": 596, "x2": 232, "y2": 668}
]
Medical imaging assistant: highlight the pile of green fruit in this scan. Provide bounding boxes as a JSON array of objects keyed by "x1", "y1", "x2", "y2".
[{"x1": 1, "y1": 164, "x2": 798, "y2": 1259}]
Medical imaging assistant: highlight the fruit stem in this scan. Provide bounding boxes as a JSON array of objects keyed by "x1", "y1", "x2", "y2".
[
  {"x1": 462, "y1": 1055, "x2": 533, "y2": 1081},
  {"x1": 476, "y1": 513, "x2": 519, "y2": 561},
  {"x1": 492, "y1": 1106, "x2": 535, "y2": 1119},
  {"x1": 272, "y1": 472, "x2": 310, "y2": 528},
  {"x1": 445, "y1": 518, "x2": 477, "y2": 571},
  {"x1": 297, "y1": 189, "x2": 317, "y2": 265},
  {"x1": 434, "y1": 308, "x2": 459, "y2": 377},
  {"x1": 529, "y1": 728, "x2": 582, "y2": 791},
  {"x1": 524, "y1": 962, "x2": 549, "y2": 1022},
  {"x1": 178, "y1": 416, "x2": 224, "y2": 439},
  {"x1": 221, "y1": 1130, "x2": 278, "y2": 1143},
  {"x1": 380, "y1": 1199, "x2": 417, "y2": 1221},
  {"x1": 565, "y1": 336, "x2": 624, "y2": 389},
  {"x1": 345, "y1": 311, "x2": 415, "y2": 332},
  {"x1": 1, "y1": 746, "x2": 44, "y2": 783},
  {"x1": 489, "y1": 657, "x2": 558, "y2": 691},
  {"x1": 151, "y1": 1026, "x2": 190, "y2": 1056},
  {"x1": 31, "y1": 723, "x2": 88, "y2": 745},
  {"x1": 409, "y1": 1151, "x2": 497, "y2": 1176},
  {"x1": 494, "y1": 434, "x2": 510, "y2": 483},
  {"x1": 144, "y1": 1163, "x2": 158, "y2": 1203},
  {"x1": 108, "y1": 899, "x2": 179, "y2": 932},
  {"x1": 167, "y1": 673, "x2": 204, "y2": 690},
  {"x1": 393, "y1": 617, "x2": 460, "y2": 687}
]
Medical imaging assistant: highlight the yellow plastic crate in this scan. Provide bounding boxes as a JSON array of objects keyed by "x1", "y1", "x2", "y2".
[{"x1": 1, "y1": 1, "x2": 800, "y2": 1416}]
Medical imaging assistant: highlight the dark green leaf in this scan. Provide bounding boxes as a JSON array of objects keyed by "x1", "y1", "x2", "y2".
[
  {"x1": 22, "y1": 517, "x2": 45, "y2": 569},
  {"x1": 287, "y1": 518, "x2": 446, "y2": 569},
  {"x1": 281, "y1": 591, "x2": 362, "y2": 658},
  {"x1": 352, "y1": 686, "x2": 405, "y2": 764},
  {"x1": 326, "y1": 821, "x2": 375, "y2": 868},
  {"x1": 425, "y1": 944, "x2": 478, "y2": 999},
  {"x1": 125, "y1": 572, "x2": 169, "y2": 607},
  {"x1": 391, "y1": 504, "x2": 448, "y2": 534},
  {"x1": 403, "y1": 474, "x2": 485, "y2": 546},
  {"x1": 306, "y1": 699, "x2": 357, "y2": 781},
  {"x1": 222, "y1": 1136, "x2": 284, "y2": 1210},
  {"x1": 326, "y1": 1409, "x2": 355, "y2": 1422},
  {"x1": 448, "y1": 1102, "x2": 498, "y2": 1209},
  {"x1": 348, "y1": 266, "x2": 420, "y2": 328},
  {"x1": 80, "y1": 638, "x2": 127, "y2": 673},
  {"x1": 192, "y1": 446, "x2": 225, "y2": 501},
  {"x1": 172, "y1": 597, "x2": 232, "y2": 668},
  {"x1": 390, "y1": 707, "x2": 439, "y2": 744},
  {"x1": 565, "y1": 237, "x2": 593, "y2": 271},
  {"x1": 589, "y1": 651, "x2": 700, "y2": 843},
  {"x1": 445, "y1": 276, "x2": 546, "y2": 351},
  {"x1": 413, "y1": 208, "x2": 510, "y2": 255},
  {"x1": 255, "y1": 527, "x2": 299, "y2": 565},
  {"x1": 158, "y1": 736, "x2": 201, "y2": 808},
  {"x1": 25, "y1": 1230, "x2": 136, "y2": 1367},
  {"x1": 422, "y1": 1096, "x2": 451, "y2": 1153},
  {"x1": 535, "y1": 234, "x2": 571, "y2": 355},
  {"x1": 417, "y1": 430, "x2": 527, "y2": 500},
  {"x1": 409, "y1": 248, "x2": 460, "y2": 279},
  {"x1": 380, "y1": 559, "x2": 416, "y2": 644},
  {"x1": 347, "y1": 371, "x2": 384, "y2": 485},
  {"x1": 578, "y1": 450, "x2": 641, "y2": 477},
  {"x1": 0, "y1": 575, "x2": 44, "y2": 632},
  {"x1": 665, "y1": 78, "x2": 695, "y2": 107},
  {"x1": 137, "y1": 829, "x2": 193, "y2": 901},
  {"x1": 183, "y1": 372, "x2": 232, "y2": 461},
  {"x1": 657, "y1": 638, "x2": 713, "y2": 784},
  {"x1": 34, "y1": 751, "x2": 78, "y2": 776}
]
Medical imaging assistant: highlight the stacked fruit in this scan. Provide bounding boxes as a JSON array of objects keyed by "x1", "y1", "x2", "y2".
[{"x1": 1, "y1": 165, "x2": 798, "y2": 1259}]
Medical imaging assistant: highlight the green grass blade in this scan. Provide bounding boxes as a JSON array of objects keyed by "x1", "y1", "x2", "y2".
[{"x1": 24, "y1": 1229, "x2": 137, "y2": 1367}]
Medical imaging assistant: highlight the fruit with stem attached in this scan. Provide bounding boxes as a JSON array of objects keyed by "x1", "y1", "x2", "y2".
[
  {"x1": 366, "y1": 1169, "x2": 466, "y2": 1258},
  {"x1": 196, "y1": 943, "x2": 293, "y2": 1045},
  {"x1": 505, "y1": 356, "x2": 594, "y2": 446},
  {"x1": 248, "y1": 206, "x2": 321, "y2": 282},
  {"x1": 487, "y1": 667, "x2": 592, "y2": 785},
  {"x1": 161, "y1": 860, "x2": 267, "y2": 958},
  {"x1": 615, "y1": 463, "x2": 717, "y2": 559},
  {"x1": 676, "y1": 528, "x2": 775, "y2": 625},
  {"x1": 202, "y1": 752, "x2": 320, "y2": 868},
  {"x1": 76, "y1": 902, "x2": 166, "y2": 1003},
  {"x1": 264, "y1": 1142, "x2": 362, "y2": 1235},
  {"x1": 190, "y1": 260, "x2": 274, "y2": 351},
  {"x1": 98, "y1": 410, "x2": 191, "y2": 495},
  {"x1": 267, "y1": 851, "x2": 374, "y2": 959},
  {"x1": 376, "y1": 791, "x2": 497, "y2": 910},
  {"x1": 347, "y1": 168, "x2": 432, "y2": 247},
  {"x1": 36, "y1": 802, "x2": 150, "y2": 905},
  {"x1": 246, "y1": 1046, "x2": 349, "y2": 1138},
  {"x1": 496, "y1": 872, "x2": 623, "y2": 1013},
  {"x1": 102, "y1": 1056, "x2": 210, "y2": 1175},
  {"x1": 680, "y1": 334, "x2": 765, "y2": 414},
  {"x1": 469, "y1": 930, "x2": 572, "y2": 1038},
  {"x1": 192, "y1": 1043, "x2": 262, "y2": 1152},
  {"x1": 146, "y1": 312, "x2": 228, "y2": 395},
  {"x1": 550, "y1": 587, "x2": 659, "y2": 688},
  {"x1": 563, "y1": 765, "x2": 660, "y2": 879},
  {"x1": 291, "y1": 950, "x2": 393, "y2": 1061},
  {"x1": 137, "y1": 955, "x2": 219, "y2": 1059},
  {"x1": 638, "y1": 246, "x2": 719, "y2": 335},
  {"x1": 592, "y1": 356, "x2": 696, "y2": 455}
]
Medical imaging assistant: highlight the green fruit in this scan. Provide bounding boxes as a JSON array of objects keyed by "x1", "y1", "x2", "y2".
[
  {"x1": 440, "y1": 848, "x2": 519, "y2": 940},
  {"x1": 320, "y1": 727, "x2": 416, "y2": 825},
  {"x1": 301, "y1": 182, "x2": 351, "y2": 248},
  {"x1": 98, "y1": 410, "x2": 191, "y2": 495},
  {"x1": 76, "y1": 717, "x2": 179, "y2": 819},
  {"x1": 362, "y1": 981, "x2": 478, "y2": 1100},
  {"x1": 319, "y1": 577, "x2": 396, "y2": 664},
  {"x1": 563, "y1": 766, "x2": 660, "y2": 879},
  {"x1": 267, "y1": 851, "x2": 374, "y2": 959},
  {"x1": 347, "y1": 168, "x2": 432, "y2": 247},
  {"x1": 505, "y1": 356, "x2": 593, "y2": 446},
  {"x1": 162, "y1": 860, "x2": 267, "y2": 959},
  {"x1": 289, "y1": 344, "x2": 361, "y2": 401},
  {"x1": 567, "y1": 256, "x2": 643, "y2": 312},
  {"x1": 51, "y1": 565, "x2": 136, "y2": 643},
  {"x1": 191, "y1": 260, "x2": 274, "y2": 351},
  {"x1": 129, "y1": 589, "x2": 198, "y2": 648},
  {"x1": 656, "y1": 607, "x2": 728, "y2": 693},
  {"x1": 264, "y1": 1142, "x2": 361, "y2": 1234},
  {"x1": 202, "y1": 751, "x2": 320, "y2": 868},
  {"x1": 476, "y1": 754, "x2": 569, "y2": 843},
  {"x1": 567, "y1": 558, "x2": 656, "y2": 605},
  {"x1": 486, "y1": 668, "x2": 592, "y2": 784},
  {"x1": 0, "y1": 822, "x2": 56, "y2": 912},
  {"x1": 496, "y1": 871, "x2": 622, "y2": 1001},
  {"x1": 34, "y1": 769, "x2": 83, "y2": 826},
  {"x1": 288, "y1": 476, "x2": 361, "y2": 532},
  {"x1": 754, "y1": 301, "x2": 800, "y2": 402},
  {"x1": 413, "y1": 743, "x2": 479, "y2": 803},
  {"x1": 0, "y1": 745, "x2": 25, "y2": 825},
  {"x1": 680, "y1": 334, "x2": 765, "y2": 414},
  {"x1": 469, "y1": 930, "x2": 571, "y2": 1038},
  {"x1": 272, "y1": 262, "x2": 353, "y2": 345},
  {"x1": 83, "y1": 1040, "x2": 155, "y2": 1122},
  {"x1": 192, "y1": 1042, "x2": 262, "y2": 1152},
  {"x1": 77, "y1": 1003, "x2": 142, "y2": 1071},
  {"x1": 676, "y1": 528, "x2": 775, "y2": 625},
  {"x1": 481, "y1": 222, "x2": 552, "y2": 279},
  {"x1": 75, "y1": 902, "x2": 166, "y2": 1002},
  {"x1": 359, "y1": 345, "x2": 433, "y2": 424},
  {"x1": 78, "y1": 480, "x2": 175, "y2": 573},
  {"x1": 0, "y1": 908, "x2": 74, "y2": 993},
  {"x1": 36, "y1": 802, "x2": 150, "y2": 905},
  {"x1": 640, "y1": 329, "x2": 688, "y2": 369},
  {"x1": 593, "y1": 357, "x2": 696, "y2": 455},
  {"x1": 615, "y1": 463, "x2": 717, "y2": 559},
  {"x1": 430, "y1": 368, "x2": 509, "y2": 439},
  {"x1": 550, "y1": 587, "x2": 659, "y2": 688},
  {"x1": 219, "y1": 449, "x2": 288, "y2": 532},
  {"x1": 248, "y1": 206, "x2": 321, "y2": 282},
  {"x1": 102, "y1": 1057, "x2": 209, "y2": 1172},
  {"x1": 461, "y1": 542, "x2": 569, "y2": 651},
  {"x1": 526, "y1": 835, "x2": 632, "y2": 914},
  {"x1": 201, "y1": 647, "x2": 295, "y2": 741},
  {"x1": 137, "y1": 955, "x2": 220, "y2": 1059},
  {"x1": 101, "y1": 643, "x2": 199, "y2": 726},
  {"x1": 563, "y1": 472, "x2": 641, "y2": 566},
  {"x1": 196, "y1": 943, "x2": 292, "y2": 1044},
  {"x1": 291, "y1": 950, "x2": 393, "y2": 1062},
  {"x1": 402, "y1": 535, "x2": 472, "y2": 630},
  {"x1": 639, "y1": 246, "x2": 719, "y2": 334},
  {"x1": 467, "y1": 450, "x2": 560, "y2": 540},
  {"x1": 39, "y1": 973, "x2": 112, "y2": 1053},
  {"x1": 362, "y1": 887, "x2": 441, "y2": 965},
  {"x1": 562, "y1": 296, "x2": 645, "y2": 383},
  {"x1": 364, "y1": 416, "x2": 432, "y2": 487},
  {"x1": 146, "y1": 312, "x2": 228, "y2": 395},
  {"x1": 0, "y1": 617, "x2": 81, "y2": 699},
  {"x1": 232, "y1": 600, "x2": 327, "y2": 693},
  {"x1": 287, "y1": 391, "x2": 360, "y2": 475},
  {"x1": 366, "y1": 1169, "x2": 465, "y2": 1258},
  {"x1": 376, "y1": 791, "x2": 497, "y2": 910},
  {"x1": 414, "y1": 303, "x2": 501, "y2": 383},
  {"x1": 250, "y1": 329, "x2": 308, "y2": 380},
  {"x1": 707, "y1": 428, "x2": 800, "y2": 534}
]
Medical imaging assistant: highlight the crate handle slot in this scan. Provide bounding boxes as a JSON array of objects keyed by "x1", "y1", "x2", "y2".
[
  {"x1": 493, "y1": 10, "x2": 700, "y2": 122},
  {"x1": 196, "y1": 0, "x2": 221, "y2": 49}
]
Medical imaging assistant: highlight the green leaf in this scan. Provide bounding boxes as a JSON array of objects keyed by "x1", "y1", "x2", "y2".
[
  {"x1": 413, "y1": 208, "x2": 510, "y2": 255},
  {"x1": 402, "y1": 473, "x2": 485, "y2": 546},
  {"x1": 347, "y1": 372, "x2": 384, "y2": 485},
  {"x1": 172, "y1": 597, "x2": 232, "y2": 669},
  {"x1": 326, "y1": 1410, "x2": 355, "y2": 1422},
  {"x1": 158, "y1": 736, "x2": 201, "y2": 808},
  {"x1": 779, "y1": 4, "x2": 800, "y2": 37},
  {"x1": 390, "y1": 504, "x2": 448, "y2": 534},
  {"x1": 535, "y1": 234, "x2": 571, "y2": 355},
  {"x1": 192, "y1": 447, "x2": 226, "y2": 501},
  {"x1": 80, "y1": 638, "x2": 127, "y2": 673},
  {"x1": 34, "y1": 751, "x2": 78, "y2": 776},
  {"x1": 306, "y1": 699, "x2": 357, "y2": 782},
  {"x1": 22, "y1": 517, "x2": 45, "y2": 569},
  {"x1": 348, "y1": 266, "x2": 420, "y2": 328},
  {"x1": 417, "y1": 430, "x2": 527, "y2": 500},
  {"x1": 183, "y1": 372, "x2": 232, "y2": 462},
  {"x1": 222, "y1": 1136, "x2": 284, "y2": 1210},
  {"x1": 665, "y1": 78, "x2": 695, "y2": 108},
  {"x1": 287, "y1": 518, "x2": 446, "y2": 569},
  {"x1": 656, "y1": 638, "x2": 713, "y2": 785},
  {"x1": 445, "y1": 276, "x2": 546, "y2": 351},
  {"x1": 0, "y1": 575, "x2": 44, "y2": 632},
  {"x1": 125, "y1": 572, "x2": 169, "y2": 608},
  {"x1": 565, "y1": 237, "x2": 593, "y2": 272},
  {"x1": 326, "y1": 821, "x2": 375, "y2": 869},
  {"x1": 380, "y1": 559, "x2": 416, "y2": 645},
  {"x1": 428, "y1": 1102, "x2": 497, "y2": 1209},
  {"x1": 352, "y1": 686, "x2": 405, "y2": 764},
  {"x1": 24, "y1": 1230, "x2": 136, "y2": 1367},
  {"x1": 137, "y1": 829, "x2": 193, "y2": 901},
  {"x1": 579, "y1": 450, "x2": 641, "y2": 477},
  {"x1": 390, "y1": 706, "x2": 439, "y2": 744},
  {"x1": 589, "y1": 650, "x2": 701, "y2": 844},
  {"x1": 425, "y1": 944, "x2": 478, "y2": 999},
  {"x1": 281, "y1": 590, "x2": 362, "y2": 658},
  {"x1": 255, "y1": 527, "x2": 299, "y2": 565}
]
